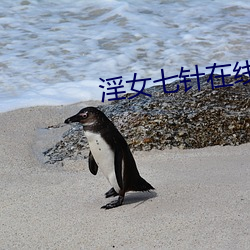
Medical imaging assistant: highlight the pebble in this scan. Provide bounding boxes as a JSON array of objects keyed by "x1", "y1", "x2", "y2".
[{"x1": 43, "y1": 75, "x2": 250, "y2": 164}]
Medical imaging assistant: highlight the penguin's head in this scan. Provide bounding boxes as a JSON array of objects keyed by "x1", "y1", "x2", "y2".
[{"x1": 65, "y1": 107, "x2": 109, "y2": 129}]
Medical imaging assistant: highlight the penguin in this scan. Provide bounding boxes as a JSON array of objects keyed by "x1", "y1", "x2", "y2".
[{"x1": 65, "y1": 107, "x2": 154, "y2": 209}]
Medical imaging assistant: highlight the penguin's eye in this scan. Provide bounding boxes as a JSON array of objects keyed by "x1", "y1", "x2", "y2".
[{"x1": 79, "y1": 112, "x2": 88, "y2": 119}]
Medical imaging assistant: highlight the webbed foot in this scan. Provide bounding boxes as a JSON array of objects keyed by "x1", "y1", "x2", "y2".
[
  {"x1": 101, "y1": 196, "x2": 124, "y2": 209},
  {"x1": 105, "y1": 187, "x2": 118, "y2": 198}
]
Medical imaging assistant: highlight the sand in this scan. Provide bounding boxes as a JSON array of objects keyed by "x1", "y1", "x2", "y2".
[{"x1": 0, "y1": 102, "x2": 249, "y2": 250}]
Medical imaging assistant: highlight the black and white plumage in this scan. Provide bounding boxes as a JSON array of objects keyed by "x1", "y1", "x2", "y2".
[{"x1": 65, "y1": 107, "x2": 154, "y2": 209}]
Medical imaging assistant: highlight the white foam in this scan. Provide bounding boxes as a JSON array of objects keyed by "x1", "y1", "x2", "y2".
[{"x1": 0, "y1": 0, "x2": 249, "y2": 112}]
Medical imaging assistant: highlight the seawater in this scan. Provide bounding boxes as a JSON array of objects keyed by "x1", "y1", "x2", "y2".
[{"x1": 0, "y1": 0, "x2": 249, "y2": 112}]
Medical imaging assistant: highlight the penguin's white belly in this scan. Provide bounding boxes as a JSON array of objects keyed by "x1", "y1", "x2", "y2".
[{"x1": 85, "y1": 131, "x2": 120, "y2": 193}]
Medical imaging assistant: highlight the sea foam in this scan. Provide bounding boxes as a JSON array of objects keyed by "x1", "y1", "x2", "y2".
[{"x1": 0, "y1": 0, "x2": 249, "y2": 112}]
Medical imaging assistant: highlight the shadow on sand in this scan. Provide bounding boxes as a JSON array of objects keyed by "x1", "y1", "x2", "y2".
[{"x1": 122, "y1": 190, "x2": 157, "y2": 208}]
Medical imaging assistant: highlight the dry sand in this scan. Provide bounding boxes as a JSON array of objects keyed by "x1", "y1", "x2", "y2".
[{"x1": 0, "y1": 102, "x2": 249, "y2": 249}]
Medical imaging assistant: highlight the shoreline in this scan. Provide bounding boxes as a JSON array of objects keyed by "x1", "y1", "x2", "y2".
[{"x1": 0, "y1": 102, "x2": 249, "y2": 249}]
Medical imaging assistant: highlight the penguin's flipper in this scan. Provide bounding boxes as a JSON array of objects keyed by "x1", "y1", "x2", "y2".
[
  {"x1": 105, "y1": 187, "x2": 118, "y2": 198},
  {"x1": 88, "y1": 151, "x2": 98, "y2": 175},
  {"x1": 114, "y1": 146, "x2": 124, "y2": 190}
]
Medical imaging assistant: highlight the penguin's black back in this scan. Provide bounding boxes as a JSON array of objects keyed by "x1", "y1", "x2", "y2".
[{"x1": 99, "y1": 115, "x2": 154, "y2": 192}]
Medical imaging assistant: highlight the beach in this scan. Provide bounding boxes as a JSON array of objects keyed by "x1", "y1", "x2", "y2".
[
  {"x1": 1, "y1": 0, "x2": 250, "y2": 248},
  {"x1": 0, "y1": 102, "x2": 249, "y2": 249}
]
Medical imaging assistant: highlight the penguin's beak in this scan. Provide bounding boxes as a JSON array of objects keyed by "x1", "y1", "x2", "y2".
[{"x1": 64, "y1": 114, "x2": 81, "y2": 124}]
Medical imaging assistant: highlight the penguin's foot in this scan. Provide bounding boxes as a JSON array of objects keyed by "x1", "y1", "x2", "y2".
[
  {"x1": 101, "y1": 196, "x2": 124, "y2": 209},
  {"x1": 105, "y1": 187, "x2": 118, "y2": 198}
]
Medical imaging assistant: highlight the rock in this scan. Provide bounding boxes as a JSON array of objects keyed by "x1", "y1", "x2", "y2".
[{"x1": 43, "y1": 74, "x2": 250, "y2": 164}]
